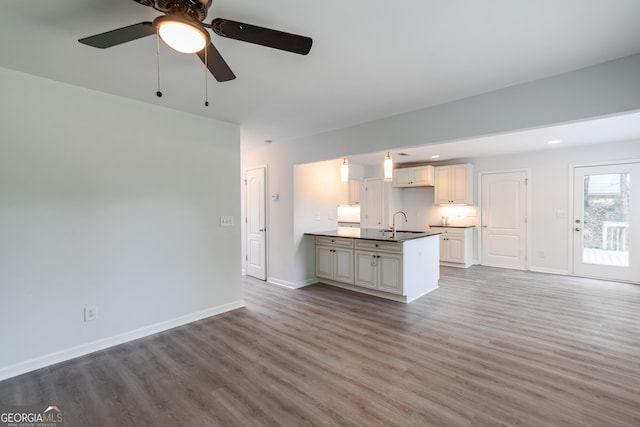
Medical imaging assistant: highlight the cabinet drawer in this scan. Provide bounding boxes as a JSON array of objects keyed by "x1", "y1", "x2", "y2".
[
  {"x1": 316, "y1": 236, "x2": 354, "y2": 248},
  {"x1": 354, "y1": 240, "x2": 402, "y2": 253},
  {"x1": 431, "y1": 227, "x2": 464, "y2": 237}
]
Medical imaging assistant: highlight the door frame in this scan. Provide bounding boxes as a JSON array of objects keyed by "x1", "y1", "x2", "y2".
[
  {"x1": 568, "y1": 159, "x2": 640, "y2": 280},
  {"x1": 478, "y1": 168, "x2": 532, "y2": 270},
  {"x1": 243, "y1": 165, "x2": 268, "y2": 280}
]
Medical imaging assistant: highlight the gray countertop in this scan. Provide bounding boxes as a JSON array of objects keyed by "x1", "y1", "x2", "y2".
[{"x1": 305, "y1": 228, "x2": 441, "y2": 242}]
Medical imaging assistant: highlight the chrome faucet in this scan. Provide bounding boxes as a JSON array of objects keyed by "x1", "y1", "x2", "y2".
[{"x1": 392, "y1": 211, "x2": 408, "y2": 237}]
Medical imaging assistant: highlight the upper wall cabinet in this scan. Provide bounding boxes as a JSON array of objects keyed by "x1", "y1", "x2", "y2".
[
  {"x1": 348, "y1": 180, "x2": 362, "y2": 204},
  {"x1": 392, "y1": 165, "x2": 435, "y2": 188},
  {"x1": 435, "y1": 164, "x2": 474, "y2": 204}
]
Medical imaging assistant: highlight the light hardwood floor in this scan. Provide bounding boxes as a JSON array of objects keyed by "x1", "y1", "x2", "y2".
[{"x1": 1, "y1": 266, "x2": 639, "y2": 426}]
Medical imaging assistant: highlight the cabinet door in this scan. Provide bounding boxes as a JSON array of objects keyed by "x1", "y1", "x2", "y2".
[
  {"x1": 412, "y1": 166, "x2": 434, "y2": 186},
  {"x1": 348, "y1": 180, "x2": 362, "y2": 205},
  {"x1": 354, "y1": 251, "x2": 377, "y2": 289},
  {"x1": 393, "y1": 169, "x2": 413, "y2": 187},
  {"x1": 451, "y1": 164, "x2": 471, "y2": 204},
  {"x1": 363, "y1": 178, "x2": 384, "y2": 228},
  {"x1": 334, "y1": 248, "x2": 354, "y2": 284},
  {"x1": 447, "y1": 236, "x2": 465, "y2": 263},
  {"x1": 434, "y1": 166, "x2": 452, "y2": 204},
  {"x1": 316, "y1": 246, "x2": 334, "y2": 279},
  {"x1": 439, "y1": 234, "x2": 448, "y2": 261},
  {"x1": 378, "y1": 253, "x2": 403, "y2": 295}
]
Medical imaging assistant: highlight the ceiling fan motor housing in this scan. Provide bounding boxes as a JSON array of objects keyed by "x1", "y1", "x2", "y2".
[{"x1": 133, "y1": 0, "x2": 212, "y2": 21}]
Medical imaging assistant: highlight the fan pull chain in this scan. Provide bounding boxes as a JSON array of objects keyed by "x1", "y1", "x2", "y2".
[
  {"x1": 155, "y1": 29, "x2": 162, "y2": 98},
  {"x1": 204, "y1": 47, "x2": 209, "y2": 107}
]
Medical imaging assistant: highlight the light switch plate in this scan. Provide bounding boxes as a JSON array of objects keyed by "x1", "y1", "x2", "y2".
[{"x1": 220, "y1": 216, "x2": 234, "y2": 227}]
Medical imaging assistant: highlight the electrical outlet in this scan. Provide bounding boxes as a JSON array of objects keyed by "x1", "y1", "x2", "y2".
[
  {"x1": 538, "y1": 251, "x2": 545, "y2": 258},
  {"x1": 220, "y1": 216, "x2": 234, "y2": 227},
  {"x1": 84, "y1": 306, "x2": 98, "y2": 322}
]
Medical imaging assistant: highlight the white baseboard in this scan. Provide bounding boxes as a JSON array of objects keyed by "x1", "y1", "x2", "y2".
[
  {"x1": 267, "y1": 276, "x2": 316, "y2": 289},
  {"x1": 267, "y1": 276, "x2": 296, "y2": 288},
  {"x1": 529, "y1": 267, "x2": 570, "y2": 276},
  {"x1": 295, "y1": 278, "x2": 316, "y2": 288},
  {"x1": 0, "y1": 299, "x2": 245, "y2": 382}
]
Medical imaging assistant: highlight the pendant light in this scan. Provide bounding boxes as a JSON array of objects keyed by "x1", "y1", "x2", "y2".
[
  {"x1": 383, "y1": 152, "x2": 393, "y2": 182},
  {"x1": 340, "y1": 158, "x2": 349, "y2": 183}
]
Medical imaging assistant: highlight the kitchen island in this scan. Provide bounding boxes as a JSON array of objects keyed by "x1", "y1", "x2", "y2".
[{"x1": 305, "y1": 228, "x2": 441, "y2": 303}]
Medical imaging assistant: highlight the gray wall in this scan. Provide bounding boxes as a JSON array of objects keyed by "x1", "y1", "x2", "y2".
[
  {"x1": 242, "y1": 54, "x2": 640, "y2": 286},
  {"x1": 0, "y1": 67, "x2": 243, "y2": 378}
]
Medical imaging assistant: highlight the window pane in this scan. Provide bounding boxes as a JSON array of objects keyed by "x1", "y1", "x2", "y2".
[{"x1": 582, "y1": 173, "x2": 630, "y2": 266}]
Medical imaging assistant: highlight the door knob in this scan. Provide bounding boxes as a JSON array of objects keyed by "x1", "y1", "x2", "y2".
[
  {"x1": 575, "y1": 227, "x2": 581, "y2": 231},
  {"x1": 259, "y1": 228, "x2": 266, "y2": 232}
]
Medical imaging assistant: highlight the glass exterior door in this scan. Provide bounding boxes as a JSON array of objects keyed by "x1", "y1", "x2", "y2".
[{"x1": 573, "y1": 163, "x2": 639, "y2": 283}]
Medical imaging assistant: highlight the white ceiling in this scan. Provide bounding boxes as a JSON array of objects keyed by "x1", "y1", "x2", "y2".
[{"x1": 2, "y1": 0, "x2": 640, "y2": 151}]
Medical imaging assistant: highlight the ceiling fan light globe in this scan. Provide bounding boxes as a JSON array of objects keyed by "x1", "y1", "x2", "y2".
[{"x1": 156, "y1": 17, "x2": 210, "y2": 54}]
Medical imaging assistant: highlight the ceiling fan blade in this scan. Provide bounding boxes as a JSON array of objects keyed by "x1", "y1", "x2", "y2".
[
  {"x1": 211, "y1": 18, "x2": 312, "y2": 55},
  {"x1": 197, "y1": 43, "x2": 236, "y2": 82},
  {"x1": 78, "y1": 22, "x2": 155, "y2": 48}
]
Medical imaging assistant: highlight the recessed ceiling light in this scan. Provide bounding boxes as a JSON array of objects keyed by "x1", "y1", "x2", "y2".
[
  {"x1": 431, "y1": 155, "x2": 440, "y2": 159},
  {"x1": 547, "y1": 139, "x2": 562, "y2": 145},
  {"x1": 397, "y1": 152, "x2": 409, "y2": 156}
]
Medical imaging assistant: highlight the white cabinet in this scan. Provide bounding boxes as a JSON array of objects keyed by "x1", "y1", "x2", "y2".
[
  {"x1": 355, "y1": 251, "x2": 403, "y2": 295},
  {"x1": 393, "y1": 165, "x2": 435, "y2": 187},
  {"x1": 362, "y1": 178, "x2": 402, "y2": 230},
  {"x1": 348, "y1": 180, "x2": 362, "y2": 204},
  {"x1": 354, "y1": 240, "x2": 403, "y2": 295},
  {"x1": 431, "y1": 227, "x2": 475, "y2": 268},
  {"x1": 310, "y1": 233, "x2": 440, "y2": 303},
  {"x1": 362, "y1": 178, "x2": 385, "y2": 228},
  {"x1": 435, "y1": 164, "x2": 473, "y2": 204},
  {"x1": 315, "y1": 237, "x2": 354, "y2": 284}
]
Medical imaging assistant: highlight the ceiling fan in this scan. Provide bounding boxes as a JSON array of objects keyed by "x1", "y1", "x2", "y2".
[{"x1": 78, "y1": 0, "x2": 313, "y2": 82}]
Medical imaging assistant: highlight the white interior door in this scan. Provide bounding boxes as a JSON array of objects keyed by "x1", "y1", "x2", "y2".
[
  {"x1": 573, "y1": 162, "x2": 640, "y2": 283},
  {"x1": 246, "y1": 167, "x2": 266, "y2": 280},
  {"x1": 481, "y1": 171, "x2": 528, "y2": 269}
]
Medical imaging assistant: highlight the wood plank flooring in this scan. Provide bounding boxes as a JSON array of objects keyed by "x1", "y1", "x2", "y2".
[{"x1": 1, "y1": 266, "x2": 639, "y2": 426}]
